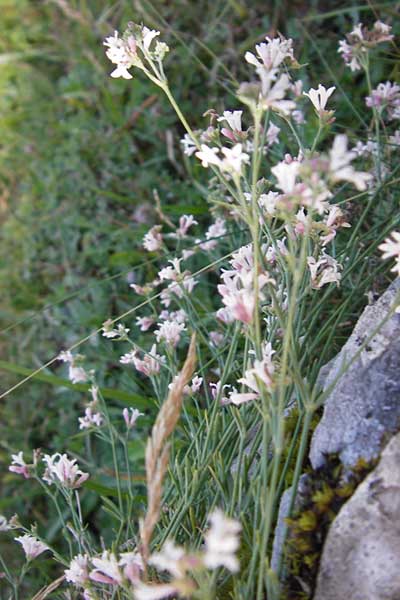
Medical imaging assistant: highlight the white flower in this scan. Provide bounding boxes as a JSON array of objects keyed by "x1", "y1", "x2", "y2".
[
  {"x1": 90, "y1": 550, "x2": 123, "y2": 585},
  {"x1": 217, "y1": 110, "x2": 243, "y2": 131},
  {"x1": 228, "y1": 342, "x2": 275, "y2": 405},
  {"x1": 220, "y1": 143, "x2": 250, "y2": 175},
  {"x1": 303, "y1": 84, "x2": 335, "y2": 113},
  {"x1": 245, "y1": 36, "x2": 294, "y2": 71},
  {"x1": 271, "y1": 160, "x2": 300, "y2": 194},
  {"x1": 329, "y1": 134, "x2": 372, "y2": 190},
  {"x1": 198, "y1": 218, "x2": 227, "y2": 251},
  {"x1": 204, "y1": 509, "x2": 241, "y2": 573},
  {"x1": 123, "y1": 407, "x2": 144, "y2": 428},
  {"x1": 149, "y1": 541, "x2": 186, "y2": 578},
  {"x1": 155, "y1": 321, "x2": 186, "y2": 347},
  {"x1": 58, "y1": 351, "x2": 89, "y2": 383},
  {"x1": 65, "y1": 554, "x2": 90, "y2": 587},
  {"x1": 378, "y1": 231, "x2": 400, "y2": 276},
  {"x1": 133, "y1": 582, "x2": 180, "y2": 600},
  {"x1": 180, "y1": 133, "x2": 197, "y2": 156},
  {"x1": 258, "y1": 191, "x2": 279, "y2": 215},
  {"x1": 307, "y1": 253, "x2": 342, "y2": 289},
  {"x1": 195, "y1": 144, "x2": 221, "y2": 168},
  {"x1": 42, "y1": 453, "x2": 89, "y2": 488},
  {"x1": 143, "y1": 225, "x2": 163, "y2": 251},
  {"x1": 102, "y1": 320, "x2": 130, "y2": 339},
  {"x1": 16, "y1": 534, "x2": 49, "y2": 561},
  {"x1": 142, "y1": 27, "x2": 160, "y2": 51},
  {"x1": 104, "y1": 31, "x2": 135, "y2": 80},
  {"x1": 258, "y1": 71, "x2": 296, "y2": 114}
]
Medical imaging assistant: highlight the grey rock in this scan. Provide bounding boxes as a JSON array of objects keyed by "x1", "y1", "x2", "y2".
[
  {"x1": 314, "y1": 432, "x2": 400, "y2": 600},
  {"x1": 310, "y1": 279, "x2": 400, "y2": 468}
]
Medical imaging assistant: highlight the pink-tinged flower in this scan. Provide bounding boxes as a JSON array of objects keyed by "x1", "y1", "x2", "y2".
[
  {"x1": 119, "y1": 551, "x2": 143, "y2": 584},
  {"x1": 379, "y1": 231, "x2": 400, "y2": 276},
  {"x1": 79, "y1": 406, "x2": 103, "y2": 430},
  {"x1": 209, "y1": 331, "x2": 224, "y2": 346},
  {"x1": 90, "y1": 551, "x2": 123, "y2": 585},
  {"x1": 321, "y1": 205, "x2": 351, "y2": 246},
  {"x1": 15, "y1": 534, "x2": 49, "y2": 561},
  {"x1": 184, "y1": 375, "x2": 203, "y2": 395},
  {"x1": 182, "y1": 248, "x2": 196, "y2": 260},
  {"x1": 204, "y1": 509, "x2": 241, "y2": 573},
  {"x1": 176, "y1": 214, "x2": 198, "y2": 238},
  {"x1": 58, "y1": 351, "x2": 89, "y2": 384},
  {"x1": 365, "y1": 81, "x2": 400, "y2": 120},
  {"x1": 199, "y1": 218, "x2": 227, "y2": 251},
  {"x1": 292, "y1": 109, "x2": 305, "y2": 124},
  {"x1": 218, "y1": 110, "x2": 245, "y2": 142},
  {"x1": 329, "y1": 134, "x2": 372, "y2": 190},
  {"x1": 155, "y1": 320, "x2": 186, "y2": 347},
  {"x1": 221, "y1": 286, "x2": 255, "y2": 324},
  {"x1": 218, "y1": 110, "x2": 243, "y2": 132},
  {"x1": 132, "y1": 344, "x2": 166, "y2": 377},
  {"x1": 130, "y1": 283, "x2": 154, "y2": 295},
  {"x1": 227, "y1": 343, "x2": 275, "y2": 405},
  {"x1": 303, "y1": 84, "x2": 335, "y2": 116},
  {"x1": 245, "y1": 36, "x2": 294, "y2": 71},
  {"x1": 266, "y1": 122, "x2": 280, "y2": 146},
  {"x1": 190, "y1": 375, "x2": 203, "y2": 392},
  {"x1": 210, "y1": 381, "x2": 232, "y2": 404},
  {"x1": 65, "y1": 554, "x2": 90, "y2": 587},
  {"x1": 42, "y1": 453, "x2": 89, "y2": 489},
  {"x1": 158, "y1": 258, "x2": 182, "y2": 281},
  {"x1": 136, "y1": 316, "x2": 155, "y2": 331},
  {"x1": 143, "y1": 225, "x2": 163, "y2": 252},
  {"x1": 123, "y1": 407, "x2": 144, "y2": 428},
  {"x1": 338, "y1": 21, "x2": 393, "y2": 72},
  {"x1": 9, "y1": 451, "x2": 30, "y2": 479},
  {"x1": 216, "y1": 307, "x2": 235, "y2": 324},
  {"x1": 307, "y1": 253, "x2": 342, "y2": 289},
  {"x1": 120, "y1": 349, "x2": 137, "y2": 364}
]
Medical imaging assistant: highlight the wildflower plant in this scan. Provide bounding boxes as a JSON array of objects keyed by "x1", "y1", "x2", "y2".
[{"x1": 2, "y1": 15, "x2": 400, "y2": 600}]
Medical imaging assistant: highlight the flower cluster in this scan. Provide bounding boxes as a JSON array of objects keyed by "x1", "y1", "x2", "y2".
[
  {"x1": 338, "y1": 21, "x2": 393, "y2": 71},
  {"x1": 62, "y1": 509, "x2": 240, "y2": 599},
  {"x1": 104, "y1": 25, "x2": 169, "y2": 82},
  {"x1": 42, "y1": 453, "x2": 89, "y2": 489},
  {"x1": 217, "y1": 244, "x2": 273, "y2": 324},
  {"x1": 366, "y1": 81, "x2": 400, "y2": 120}
]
